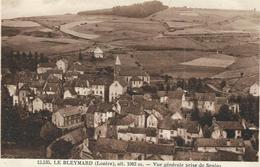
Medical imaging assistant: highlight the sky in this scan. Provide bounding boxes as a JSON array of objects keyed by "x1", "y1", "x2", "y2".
[{"x1": 2, "y1": 0, "x2": 260, "y2": 19}]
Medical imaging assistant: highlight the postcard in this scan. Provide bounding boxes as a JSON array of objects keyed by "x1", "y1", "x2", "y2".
[{"x1": 1, "y1": 0, "x2": 259, "y2": 167}]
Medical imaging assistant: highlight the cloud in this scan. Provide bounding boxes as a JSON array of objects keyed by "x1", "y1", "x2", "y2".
[{"x1": 2, "y1": 0, "x2": 260, "y2": 19}]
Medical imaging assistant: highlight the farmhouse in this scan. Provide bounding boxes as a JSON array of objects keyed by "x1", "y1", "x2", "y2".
[
  {"x1": 93, "y1": 47, "x2": 104, "y2": 59},
  {"x1": 56, "y1": 58, "x2": 69, "y2": 73}
]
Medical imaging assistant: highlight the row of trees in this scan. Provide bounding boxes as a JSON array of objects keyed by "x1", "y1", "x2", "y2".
[
  {"x1": 230, "y1": 95, "x2": 259, "y2": 127},
  {"x1": 1, "y1": 85, "x2": 61, "y2": 147},
  {"x1": 112, "y1": 1, "x2": 168, "y2": 18},
  {"x1": 2, "y1": 47, "x2": 49, "y2": 73},
  {"x1": 79, "y1": 1, "x2": 168, "y2": 18}
]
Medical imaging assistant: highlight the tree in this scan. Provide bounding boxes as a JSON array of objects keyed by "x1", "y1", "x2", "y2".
[
  {"x1": 220, "y1": 80, "x2": 226, "y2": 89},
  {"x1": 51, "y1": 139, "x2": 73, "y2": 159},
  {"x1": 215, "y1": 104, "x2": 236, "y2": 121},
  {"x1": 175, "y1": 136, "x2": 185, "y2": 146},
  {"x1": 202, "y1": 125, "x2": 211, "y2": 138},
  {"x1": 191, "y1": 108, "x2": 200, "y2": 121},
  {"x1": 199, "y1": 111, "x2": 213, "y2": 127},
  {"x1": 78, "y1": 49, "x2": 83, "y2": 62},
  {"x1": 40, "y1": 121, "x2": 62, "y2": 144}
]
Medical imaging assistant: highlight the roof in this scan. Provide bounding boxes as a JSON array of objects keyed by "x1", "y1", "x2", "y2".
[
  {"x1": 94, "y1": 47, "x2": 103, "y2": 54},
  {"x1": 109, "y1": 114, "x2": 135, "y2": 126},
  {"x1": 30, "y1": 81, "x2": 45, "y2": 88},
  {"x1": 158, "y1": 117, "x2": 178, "y2": 130},
  {"x1": 119, "y1": 66, "x2": 148, "y2": 77},
  {"x1": 47, "y1": 69, "x2": 63, "y2": 75},
  {"x1": 195, "y1": 93, "x2": 216, "y2": 101},
  {"x1": 118, "y1": 127, "x2": 157, "y2": 137},
  {"x1": 216, "y1": 121, "x2": 244, "y2": 130},
  {"x1": 38, "y1": 63, "x2": 56, "y2": 68},
  {"x1": 158, "y1": 119, "x2": 199, "y2": 133},
  {"x1": 64, "y1": 87, "x2": 77, "y2": 96},
  {"x1": 56, "y1": 98, "x2": 90, "y2": 106},
  {"x1": 130, "y1": 76, "x2": 142, "y2": 81},
  {"x1": 215, "y1": 97, "x2": 228, "y2": 104},
  {"x1": 47, "y1": 75, "x2": 61, "y2": 83},
  {"x1": 75, "y1": 79, "x2": 89, "y2": 87},
  {"x1": 112, "y1": 79, "x2": 127, "y2": 87},
  {"x1": 122, "y1": 102, "x2": 144, "y2": 115},
  {"x1": 196, "y1": 138, "x2": 245, "y2": 147},
  {"x1": 95, "y1": 138, "x2": 128, "y2": 153},
  {"x1": 56, "y1": 106, "x2": 83, "y2": 117},
  {"x1": 36, "y1": 94, "x2": 57, "y2": 103},
  {"x1": 20, "y1": 84, "x2": 31, "y2": 91},
  {"x1": 59, "y1": 127, "x2": 86, "y2": 145},
  {"x1": 127, "y1": 142, "x2": 174, "y2": 155},
  {"x1": 87, "y1": 103, "x2": 113, "y2": 114},
  {"x1": 115, "y1": 56, "x2": 121, "y2": 65},
  {"x1": 64, "y1": 80, "x2": 75, "y2": 88},
  {"x1": 145, "y1": 154, "x2": 164, "y2": 160},
  {"x1": 174, "y1": 151, "x2": 220, "y2": 161},
  {"x1": 43, "y1": 83, "x2": 61, "y2": 92},
  {"x1": 57, "y1": 58, "x2": 69, "y2": 64}
]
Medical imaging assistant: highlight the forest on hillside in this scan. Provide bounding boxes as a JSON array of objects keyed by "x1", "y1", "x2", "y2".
[{"x1": 78, "y1": 1, "x2": 168, "y2": 18}]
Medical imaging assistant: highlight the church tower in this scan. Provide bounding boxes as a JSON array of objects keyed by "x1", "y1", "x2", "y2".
[{"x1": 114, "y1": 56, "x2": 121, "y2": 79}]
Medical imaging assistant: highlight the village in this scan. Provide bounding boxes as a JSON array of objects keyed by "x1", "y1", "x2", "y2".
[{"x1": 1, "y1": 46, "x2": 259, "y2": 161}]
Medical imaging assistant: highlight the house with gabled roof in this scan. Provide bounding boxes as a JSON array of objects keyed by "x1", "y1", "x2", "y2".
[
  {"x1": 117, "y1": 127, "x2": 158, "y2": 144},
  {"x1": 18, "y1": 84, "x2": 34, "y2": 106},
  {"x1": 52, "y1": 106, "x2": 85, "y2": 129},
  {"x1": 87, "y1": 103, "x2": 115, "y2": 128},
  {"x1": 93, "y1": 47, "x2": 104, "y2": 59},
  {"x1": 56, "y1": 58, "x2": 69, "y2": 73},
  {"x1": 122, "y1": 102, "x2": 145, "y2": 128},
  {"x1": 158, "y1": 118, "x2": 202, "y2": 145},
  {"x1": 63, "y1": 88, "x2": 77, "y2": 99},
  {"x1": 43, "y1": 82, "x2": 62, "y2": 96},
  {"x1": 210, "y1": 118, "x2": 244, "y2": 139},
  {"x1": 249, "y1": 82, "x2": 259, "y2": 97},
  {"x1": 74, "y1": 79, "x2": 91, "y2": 96},
  {"x1": 109, "y1": 79, "x2": 127, "y2": 102},
  {"x1": 32, "y1": 94, "x2": 57, "y2": 113},
  {"x1": 195, "y1": 138, "x2": 245, "y2": 155}
]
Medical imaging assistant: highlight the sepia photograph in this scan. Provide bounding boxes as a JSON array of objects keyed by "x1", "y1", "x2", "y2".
[{"x1": 1, "y1": 0, "x2": 259, "y2": 164}]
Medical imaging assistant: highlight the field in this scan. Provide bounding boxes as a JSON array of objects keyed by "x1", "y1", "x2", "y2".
[
  {"x1": 181, "y1": 54, "x2": 236, "y2": 68},
  {"x1": 2, "y1": 20, "x2": 40, "y2": 27},
  {"x1": 1, "y1": 7, "x2": 259, "y2": 85}
]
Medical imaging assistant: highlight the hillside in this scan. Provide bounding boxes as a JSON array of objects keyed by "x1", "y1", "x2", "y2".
[{"x1": 78, "y1": 1, "x2": 168, "y2": 18}]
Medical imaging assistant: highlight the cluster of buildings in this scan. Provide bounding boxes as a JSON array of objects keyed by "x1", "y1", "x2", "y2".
[{"x1": 3, "y1": 48, "x2": 259, "y2": 161}]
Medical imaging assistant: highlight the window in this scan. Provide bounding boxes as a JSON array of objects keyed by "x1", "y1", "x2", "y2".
[
  {"x1": 130, "y1": 137, "x2": 133, "y2": 141},
  {"x1": 171, "y1": 131, "x2": 174, "y2": 134}
]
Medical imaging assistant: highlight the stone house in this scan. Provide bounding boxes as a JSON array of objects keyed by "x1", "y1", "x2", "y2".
[
  {"x1": 117, "y1": 127, "x2": 158, "y2": 144},
  {"x1": 210, "y1": 118, "x2": 244, "y2": 139},
  {"x1": 52, "y1": 106, "x2": 85, "y2": 129},
  {"x1": 109, "y1": 80, "x2": 127, "y2": 102},
  {"x1": 195, "y1": 138, "x2": 245, "y2": 154},
  {"x1": 56, "y1": 58, "x2": 69, "y2": 73}
]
